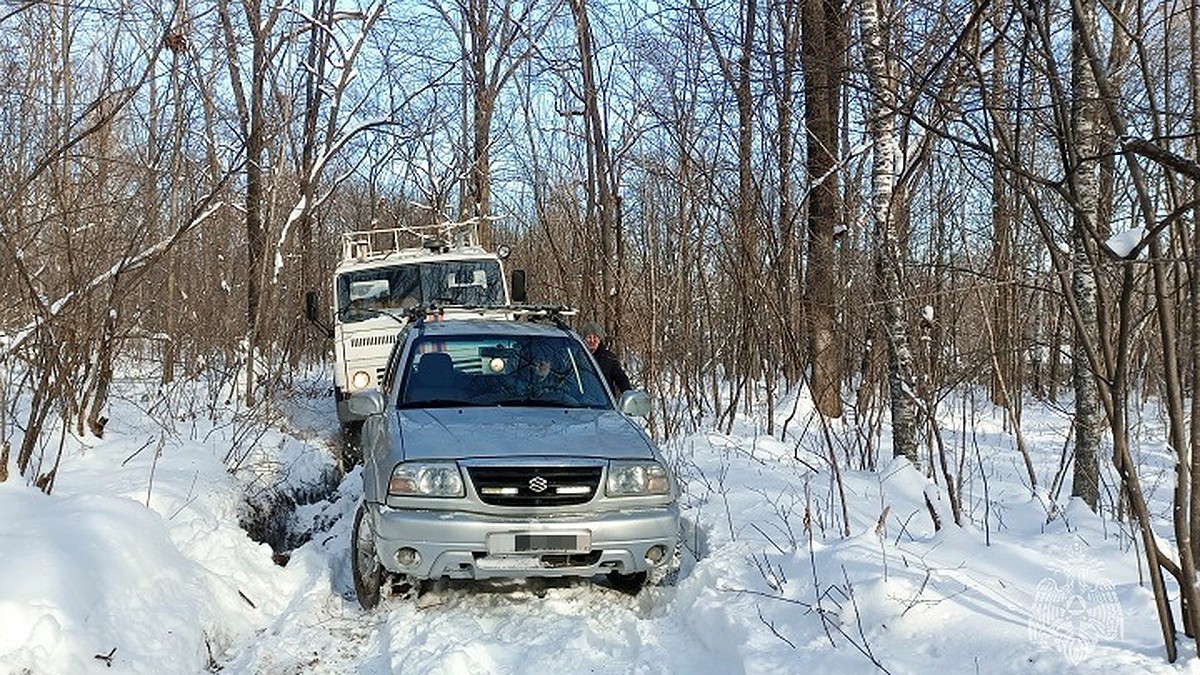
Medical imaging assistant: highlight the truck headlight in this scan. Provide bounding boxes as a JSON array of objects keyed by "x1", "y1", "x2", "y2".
[
  {"x1": 606, "y1": 461, "x2": 670, "y2": 497},
  {"x1": 351, "y1": 370, "x2": 372, "y2": 390},
  {"x1": 388, "y1": 462, "x2": 464, "y2": 498}
]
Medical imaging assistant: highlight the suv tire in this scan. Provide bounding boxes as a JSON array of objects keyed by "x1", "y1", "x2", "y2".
[
  {"x1": 352, "y1": 502, "x2": 383, "y2": 609},
  {"x1": 607, "y1": 570, "x2": 647, "y2": 595}
]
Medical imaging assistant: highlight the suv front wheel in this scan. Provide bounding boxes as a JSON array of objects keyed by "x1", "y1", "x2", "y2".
[{"x1": 352, "y1": 502, "x2": 383, "y2": 609}]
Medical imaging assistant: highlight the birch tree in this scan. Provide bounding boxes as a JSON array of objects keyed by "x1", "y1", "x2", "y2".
[
  {"x1": 1067, "y1": 0, "x2": 1103, "y2": 511},
  {"x1": 860, "y1": 0, "x2": 918, "y2": 463}
]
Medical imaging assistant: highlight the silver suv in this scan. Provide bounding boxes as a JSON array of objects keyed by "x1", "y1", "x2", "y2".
[{"x1": 346, "y1": 317, "x2": 680, "y2": 608}]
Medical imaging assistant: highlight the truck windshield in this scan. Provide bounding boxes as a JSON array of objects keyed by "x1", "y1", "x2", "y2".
[{"x1": 337, "y1": 260, "x2": 505, "y2": 322}]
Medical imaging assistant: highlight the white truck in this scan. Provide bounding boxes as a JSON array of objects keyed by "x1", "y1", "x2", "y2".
[{"x1": 305, "y1": 222, "x2": 526, "y2": 435}]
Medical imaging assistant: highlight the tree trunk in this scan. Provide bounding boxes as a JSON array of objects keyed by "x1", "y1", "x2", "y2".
[
  {"x1": 1187, "y1": 0, "x2": 1200, "y2": 578},
  {"x1": 1068, "y1": 0, "x2": 1102, "y2": 510},
  {"x1": 801, "y1": 0, "x2": 845, "y2": 418},
  {"x1": 219, "y1": 0, "x2": 253, "y2": 405},
  {"x1": 218, "y1": 0, "x2": 277, "y2": 408},
  {"x1": 163, "y1": 40, "x2": 183, "y2": 386},
  {"x1": 569, "y1": 0, "x2": 623, "y2": 338},
  {"x1": 467, "y1": 0, "x2": 494, "y2": 226},
  {"x1": 861, "y1": 0, "x2": 917, "y2": 463},
  {"x1": 988, "y1": 7, "x2": 1020, "y2": 412},
  {"x1": 772, "y1": 0, "x2": 802, "y2": 385},
  {"x1": 1113, "y1": 262, "x2": 1179, "y2": 661},
  {"x1": 85, "y1": 291, "x2": 117, "y2": 437}
]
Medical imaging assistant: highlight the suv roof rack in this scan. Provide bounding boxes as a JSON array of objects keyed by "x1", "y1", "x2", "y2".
[
  {"x1": 404, "y1": 304, "x2": 577, "y2": 329},
  {"x1": 512, "y1": 305, "x2": 577, "y2": 330}
]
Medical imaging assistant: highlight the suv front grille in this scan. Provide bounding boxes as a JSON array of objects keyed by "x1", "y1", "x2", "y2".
[{"x1": 467, "y1": 465, "x2": 602, "y2": 506}]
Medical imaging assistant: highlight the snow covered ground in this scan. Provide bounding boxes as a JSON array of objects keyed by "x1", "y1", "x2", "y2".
[{"x1": 1, "y1": 370, "x2": 1196, "y2": 674}]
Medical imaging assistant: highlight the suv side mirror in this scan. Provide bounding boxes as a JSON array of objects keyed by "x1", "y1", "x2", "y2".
[
  {"x1": 618, "y1": 390, "x2": 652, "y2": 418},
  {"x1": 510, "y1": 269, "x2": 527, "y2": 304},
  {"x1": 346, "y1": 390, "x2": 386, "y2": 419}
]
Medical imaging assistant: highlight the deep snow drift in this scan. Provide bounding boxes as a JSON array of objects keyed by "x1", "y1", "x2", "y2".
[{"x1": 0, "y1": 371, "x2": 1193, "y2": 674}]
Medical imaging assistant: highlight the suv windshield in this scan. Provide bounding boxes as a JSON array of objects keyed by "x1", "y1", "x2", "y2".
[
  {"x1": 337, "y1": 260, "x2": 504, "y2": 322},
  {"x1": 398, "y1": 334, "x2": 611, "y2": 410}
]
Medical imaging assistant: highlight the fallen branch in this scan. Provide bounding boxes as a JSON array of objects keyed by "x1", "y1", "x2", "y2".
[{"x1": 94, "y1": 647, "x2": 116, "y2": 667}]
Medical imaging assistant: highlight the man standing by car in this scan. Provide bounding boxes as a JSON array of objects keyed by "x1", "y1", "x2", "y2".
[{"x1": 580, "y1": 321, "x2": 631, "y2": 396}]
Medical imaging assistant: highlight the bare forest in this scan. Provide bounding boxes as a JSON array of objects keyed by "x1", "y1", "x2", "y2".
[{"x1": 1, "y1": 0, "x2": 1199, "y2": 661}]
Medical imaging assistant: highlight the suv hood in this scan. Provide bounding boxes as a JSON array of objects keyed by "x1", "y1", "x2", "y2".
[{"x1": 395, "y1": 407, "x2": 656, "y2": 461}]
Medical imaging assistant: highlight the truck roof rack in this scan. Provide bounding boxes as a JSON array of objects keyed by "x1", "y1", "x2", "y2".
[{"x1": 341, "y1": 221, "x2": 486, "y2": 262}]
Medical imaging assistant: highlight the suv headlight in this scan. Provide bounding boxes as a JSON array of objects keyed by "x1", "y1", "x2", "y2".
[
  {"x1": 388, "y1": 462, "x2": 464, "y2": 497},
  {"x1": 606, "y1": 461, "x2": 670, "y2": 497}
]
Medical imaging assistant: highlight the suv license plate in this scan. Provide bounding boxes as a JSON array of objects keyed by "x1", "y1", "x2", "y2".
[{"x1": 488, "y1": 532, "x2": 591, "y2": 554}]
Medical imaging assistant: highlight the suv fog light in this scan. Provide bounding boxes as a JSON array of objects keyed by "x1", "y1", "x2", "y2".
[
  {"x1": 645, "y1": 545, "x2": 666, "y2": 566},
  {"x1": 395, "y1": 547, "x2": 421, "y2": 568}
]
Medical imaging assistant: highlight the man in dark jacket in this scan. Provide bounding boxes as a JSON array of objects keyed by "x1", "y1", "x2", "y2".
[{"x1": 580, "y1": 321, "x2": 631, "y2": 396}]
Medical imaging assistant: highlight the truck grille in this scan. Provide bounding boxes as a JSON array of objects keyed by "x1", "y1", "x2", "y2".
[
  {"x1": 467, "y1": 465, "x2": 602, "y2": 506},
  {"x1": 350, "y1": 333, "x2": 401, "y2": 348}
]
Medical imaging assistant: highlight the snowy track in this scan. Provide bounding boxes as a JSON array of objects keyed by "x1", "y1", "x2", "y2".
[
  {"x1": 218, "y1": 529, "x2": 726, "y2": 674},
  {"x1": 215, "y1": 419, "x2": 720, "y2": 675}
]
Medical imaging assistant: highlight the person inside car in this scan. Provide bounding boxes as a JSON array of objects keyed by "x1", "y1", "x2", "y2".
[{"x1": 525, "y1": 341, "x2": 566, "y2": 395}]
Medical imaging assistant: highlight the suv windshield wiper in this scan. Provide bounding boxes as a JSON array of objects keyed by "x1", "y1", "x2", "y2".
[
  {"x1": 492, "y1": 398, "x2": 579, "y2": 408},
  {"x1": 398, "y1": 399, "x2": 473, "y2": 409}
]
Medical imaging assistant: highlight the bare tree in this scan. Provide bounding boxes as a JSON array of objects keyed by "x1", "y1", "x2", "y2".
[
  {"x1": 446, "y1": 0, "x2": 559, "y2": 238},
  {"x1": 801, "y1": 0, "x2": 847, "y2": 418},
  {"x1": 1190, "y1": 0, "x2": 1200, "y2": 576},
  {"x1": 766, "y1": 0, "x2": 804, "y2": 392},
  {"x1": 688, "y1": 0, "x2": 765, "y2": 429},
  {"x1": 566, "y1": 0, "x2": 628, "y2": 340},
  {"x1": 217, "y1": 0, "x2": 283, "y2": 407},
  {"x1": 986, "y1": 0, "x2": 1022, "y2": 414},
  {"x1": 0, "y1": 1, "x2": 234, "y2": 488}
]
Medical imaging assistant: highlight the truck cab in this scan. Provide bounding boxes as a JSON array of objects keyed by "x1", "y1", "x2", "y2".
[{"x1": 307, "y1": 222, "x2": 525, "y2": 427}]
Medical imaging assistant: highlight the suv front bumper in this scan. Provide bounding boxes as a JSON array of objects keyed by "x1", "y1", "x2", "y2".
[{"x1": 365, "y1": 502, "x2": 680, "y2": 580}]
